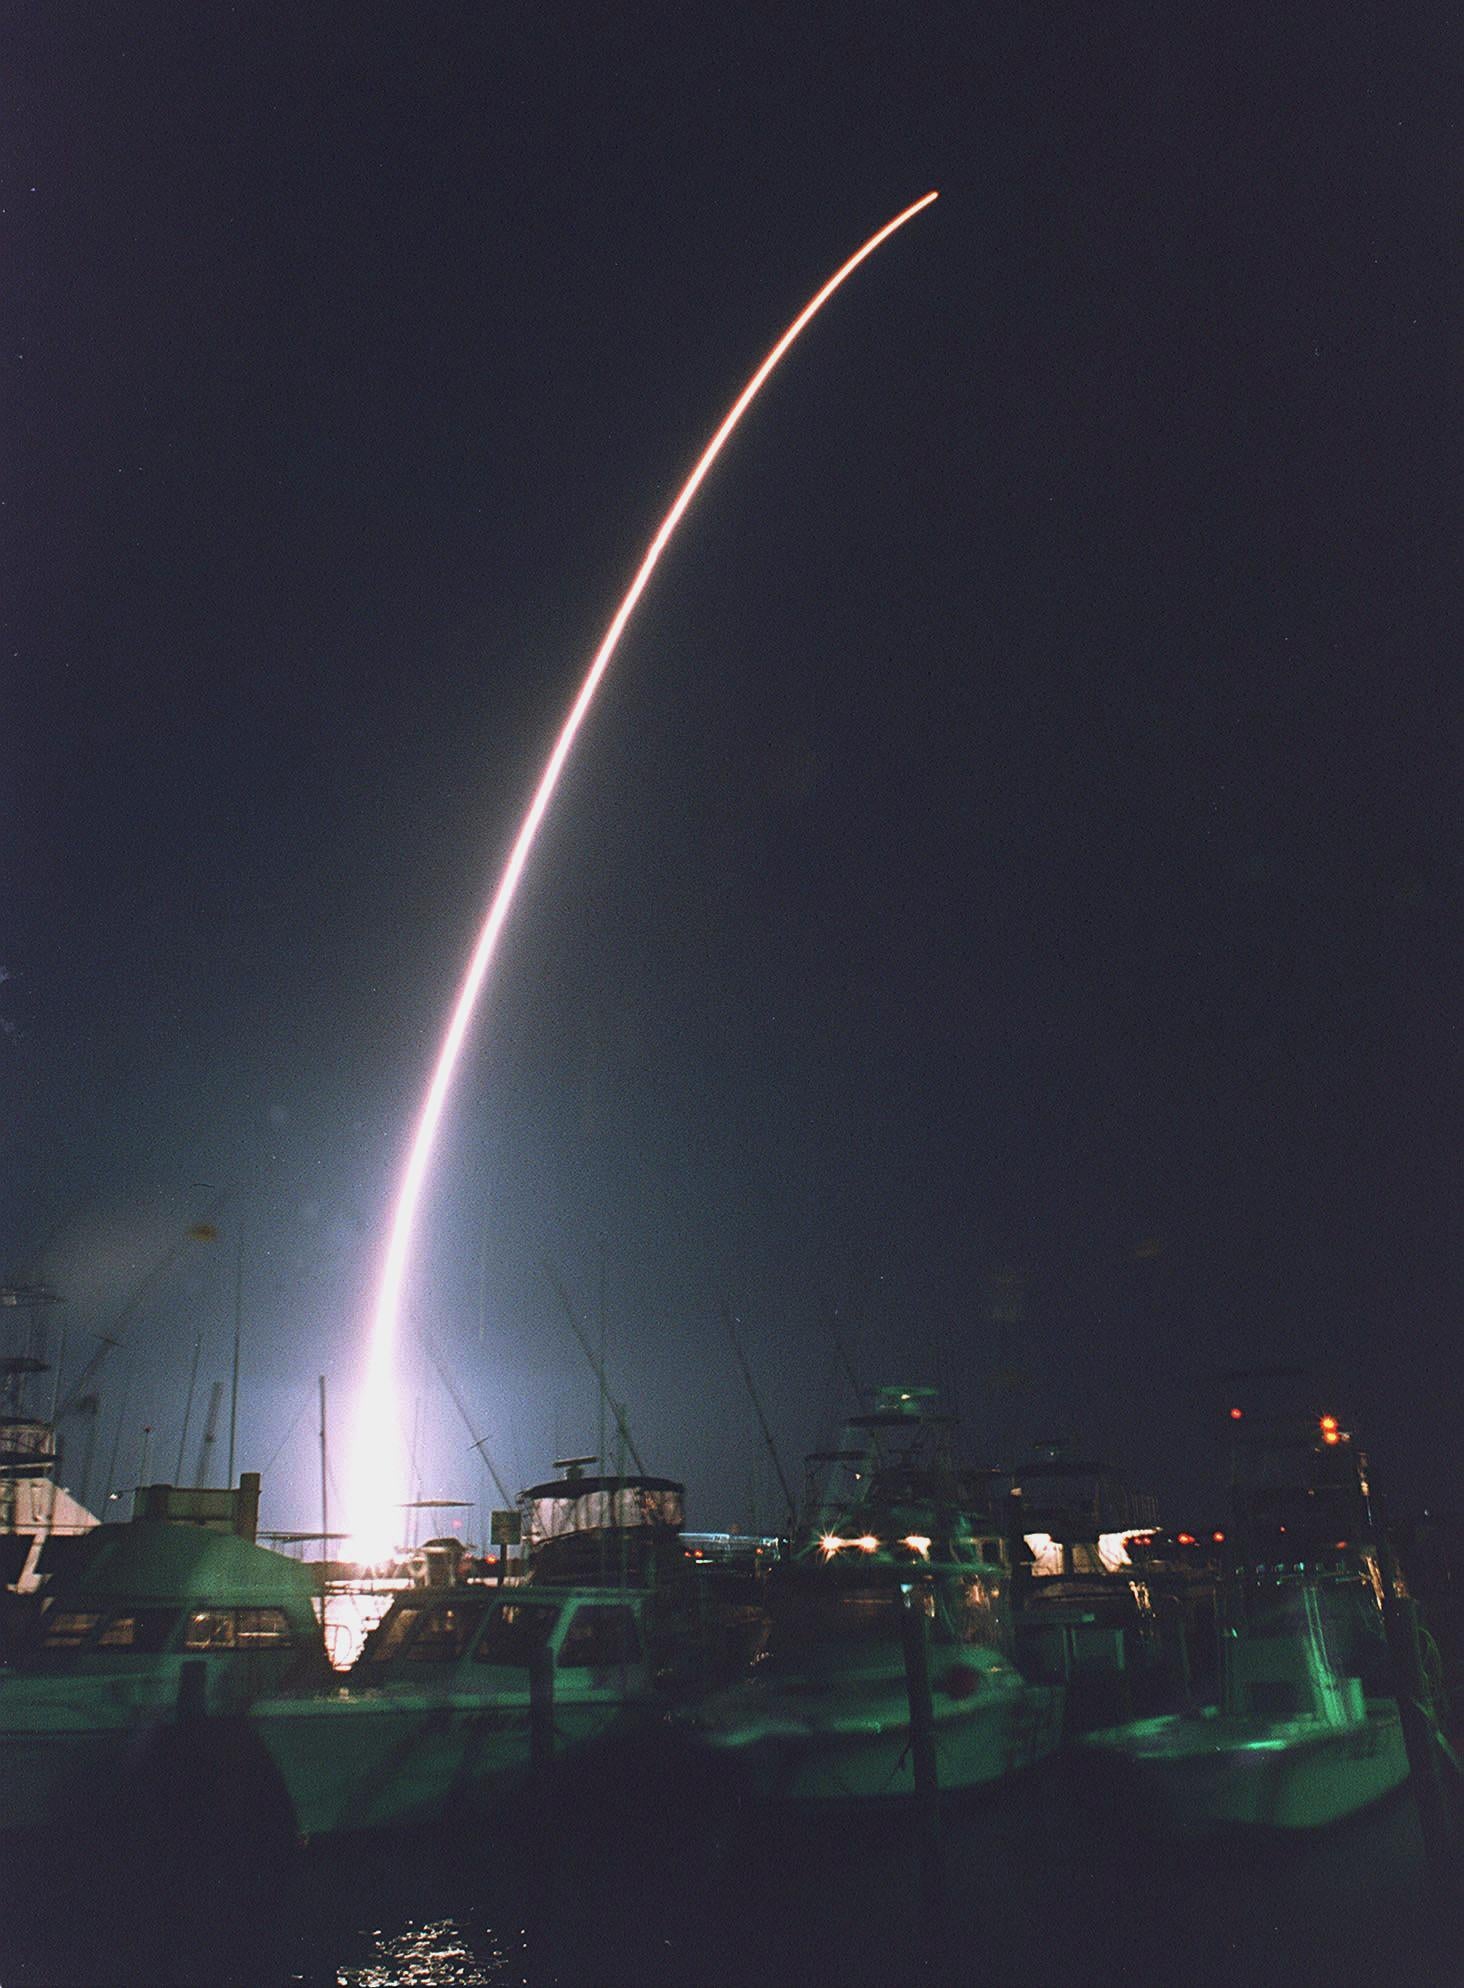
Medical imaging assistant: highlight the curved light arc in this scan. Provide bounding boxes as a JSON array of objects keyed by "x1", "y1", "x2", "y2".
[{"x1": 346, "y1": 190, "x2": 939, "y2": 1560}]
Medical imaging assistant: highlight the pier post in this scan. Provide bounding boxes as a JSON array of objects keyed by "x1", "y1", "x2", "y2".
[
  {"x1": 529, "y1": 1641, "x2": 555, "y2": 1770},
  {"x1": 900, "y1": 1580, "x2": 946, "y2": 1930},
  {"x1": 1371, "y1": 1476, "x2": 1462, "y2": 1934},
  {"x1": 1005, "y1": 1486, "x2": 1028, "y2": 1606},
  {"x1": 176, "y1": 1657, "x2": 206, "y2": 1725}
]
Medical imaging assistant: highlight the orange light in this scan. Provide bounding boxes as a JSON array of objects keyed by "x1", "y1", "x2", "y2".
[
  {"x1": 1334, "y1": 1540, "x2": 1350, "y2": 1551},
  {"x1": 1211, "y1": 1531, "x2": 1226, "y2": 1544},
  {"x1": 1228, "y1": 1407, "x2": 1244, "y2": 1421},
  {"x1": 1177, "y1": 1532, "x2": 1197, "y2": 1547},
  {"x1": 1320, "y1": 1414, "x2": 1342, "y2": 1447}
]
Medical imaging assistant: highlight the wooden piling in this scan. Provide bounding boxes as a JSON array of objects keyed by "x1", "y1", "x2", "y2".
[{"x1": 900, "y1": 1581, "x2": 946, "y2": 1928}]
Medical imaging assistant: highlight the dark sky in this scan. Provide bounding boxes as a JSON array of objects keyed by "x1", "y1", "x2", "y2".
[{"x1": 4, "y1": 6, "x2": 1457, "y2": 1538}]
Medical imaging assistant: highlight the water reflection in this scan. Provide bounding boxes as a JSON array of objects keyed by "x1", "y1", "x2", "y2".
[
  {"x1": 328, "y1": 1914, "x2": 528, "y2": 1987},
  {"x1": 0, "y1": 1753, "x2": 1443, "y2": 1987}
]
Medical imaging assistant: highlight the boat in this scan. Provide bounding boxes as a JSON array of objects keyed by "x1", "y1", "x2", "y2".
[
  {"x1": 1, "y1": 1283, "x2": 101, "y2": 1657},
  {"x1": 962, "y1": 1441, "x2": 1216, "y2": 1730},
  {"x1": 0, "y1": 1473, "x2": 328, "y2": 1832},
  {"x1": 1079, "y1": 1578, "x2": 1408, "y2": 1830},
  {"x1": 1078, "y1": 1405, "x2": 1410, "y2": 1830},
  {"x1": 681, "y1": 1387, "x2": 1063, "y2": 1802},
  {"x1": 251, "y1": 1465, "x2": 766, "y2": 1838}
]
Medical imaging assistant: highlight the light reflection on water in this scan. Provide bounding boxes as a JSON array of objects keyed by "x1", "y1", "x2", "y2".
[
  {"x1": 0, "y1": 1755, "x2": 1442, "y2": 1987},
  {"x1": 328, "y1": 1915, "x2": 529, "y2": 1987}
]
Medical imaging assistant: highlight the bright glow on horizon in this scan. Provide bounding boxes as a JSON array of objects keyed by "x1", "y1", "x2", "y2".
[{"x1": 342, "y1": 191, "x2": 940, "y2": 1562}]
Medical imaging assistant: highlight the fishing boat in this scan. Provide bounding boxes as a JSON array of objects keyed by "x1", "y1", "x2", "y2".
[
  {"x1": 682, "y1": 1387, "x2": 1063, "y2": 1802},
  {"x1": 251, "y1": 1465, "x2": 765, "y2": 1838},
  {"x1": 1078, "y1": 1405, "x2": 1410, "y2": 1830},
  {"x1": 1079, "y1": 1577, "x2": 1407, "y2": 1829},
  {"x1": 1, "y1": 1284, "x2": 100, "y2": 1656},
  {"x1": 966, "y1": 1445, "x2": 1231, "y2": 1731},
  {"x1": 0, "y1": 1474, "x2": 327, "y2": 1832}
]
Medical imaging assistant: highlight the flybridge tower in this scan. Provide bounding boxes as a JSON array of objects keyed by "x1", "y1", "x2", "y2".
[{"x1": 1, "y1": 1283, "x2": 99, "y2": 1595}]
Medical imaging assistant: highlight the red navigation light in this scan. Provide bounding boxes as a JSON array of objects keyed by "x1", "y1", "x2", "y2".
[
  {"x1": 1228, "y1": 1407, "x2": 1244, "y2": 1422},
  {"x1": 1320, "y1": 1414, "x2": 1342, "y2": 1446},
  {"x1": 1211, "y1": 1530, "x2": 1226, "y2": 1543},
  {"x1": 1334, "y1": 1540, "x2": 1350, "y2": 1551},
  {"x1": 1176, "y1": 1532, "x2": 1197, "y2": 1547}
]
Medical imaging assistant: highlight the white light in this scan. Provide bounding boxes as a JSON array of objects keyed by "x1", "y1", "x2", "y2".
[{"x1": 343, "y1": 193, "x2": 940, "y2": 1561}]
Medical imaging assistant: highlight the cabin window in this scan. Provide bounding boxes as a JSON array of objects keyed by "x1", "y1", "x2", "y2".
[
  {"x1": 362, "y1": 1603, "x2": 428, "y2": 1664},
  {"x1": 403, "y1": 1600, "x2": 488, "y2": 1662},
  {"x1": 182, "y1": 1607, "x2": 292, "y2": 1651},
  {"x1": 235, "y1": 1608, "x2": 293, "y2": 1648},
  {"x1": 473, "y1": 1601, "x2": 558, "y2": 1666},
  {"x1": 557, "y1": 1604, "x2": 641, "y2": 1670},
  {"x1": 41, "y1": 1609, "x2": 102, "y2": 1649},
  {"x1": 97, "y1": 1608, "x2": 179, "y2": 1652}
]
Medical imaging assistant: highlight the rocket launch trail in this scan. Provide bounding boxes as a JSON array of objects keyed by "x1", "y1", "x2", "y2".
[{"x1": 345, "y1": 191, "x2": 939, "y2": 1560}]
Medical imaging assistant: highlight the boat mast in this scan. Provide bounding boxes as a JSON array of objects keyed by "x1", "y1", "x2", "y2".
[
  {"x1": 195, "y1": 1381, "x2": 224, "y2": 1487},
  {"x1": 226, "y1": 1220, "x2": 244, "y2": 1488},
  {"x1": 722, "y1": 1304, "x2": 796, "y2": 1529},
  {"x1": 175, "y1": 1328, "x2": 203, "y2": 1482},
  {"x1": 318, "y1": 1374, "x2": 330, "y2": 1570},
  {"x1": 545, "y1": 1263, "x2": 645, "y2": 1474}
]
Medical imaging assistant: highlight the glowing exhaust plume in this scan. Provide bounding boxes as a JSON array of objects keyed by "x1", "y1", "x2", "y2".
[{"x1": 344, "y1": 191, "x2": 939, "y2": 1562}]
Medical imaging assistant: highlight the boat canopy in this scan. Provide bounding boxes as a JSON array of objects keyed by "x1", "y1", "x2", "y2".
[{"x1": 519, "y1": 1475, "x2": 684, "y2": 1549}]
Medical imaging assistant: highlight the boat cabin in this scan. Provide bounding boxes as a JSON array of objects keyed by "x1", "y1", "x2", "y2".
[
  {"x1": 351, "y1": 1584, "x2": 648, "y2": 1689},
  {"x1": 18, "y1": 1509, "x2": 327, "y2": 1708}
]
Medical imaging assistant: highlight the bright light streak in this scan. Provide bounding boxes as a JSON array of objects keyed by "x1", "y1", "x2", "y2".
[
  {"x1": 902, "y1": 1534, "x2": 932, "y2": 1558},
  {"x1": 343, "y1": 193, "x2": 940, "y2": 1561}
]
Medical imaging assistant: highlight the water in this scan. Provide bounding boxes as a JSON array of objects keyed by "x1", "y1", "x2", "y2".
[{"x1": 0, "y1": 1752, "x2": 1449, "y2": 1986}]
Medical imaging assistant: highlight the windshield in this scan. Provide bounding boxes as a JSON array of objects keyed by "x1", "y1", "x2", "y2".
[
  {"x1": 39, "y1": 1606, "x2": 180, "y2": 1654},
  {"x1": 472, "y1": 1601, "x2": 559, "y2": 1666}
]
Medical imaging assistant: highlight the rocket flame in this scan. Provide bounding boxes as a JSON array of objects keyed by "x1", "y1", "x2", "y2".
[{"x1": 344, "y1": 192, "x2": 940, "y2": 1563}]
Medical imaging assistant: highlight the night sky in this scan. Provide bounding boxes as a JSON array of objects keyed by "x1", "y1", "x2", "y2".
[{"x1": 5, "y1": 7, "x2": 1457, "y2": 1539}]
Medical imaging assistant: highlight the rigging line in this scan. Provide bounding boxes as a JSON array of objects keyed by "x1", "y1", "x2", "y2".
[
  {"x1": 414, "y1": 1315, "x2": 514, "y2": 1509},
  {"x1": 722, "y1": 1302, "x2": 796, "y2": 1523},
  {"x1": 545, "y1": 1260, "x2": 646, "y2": 1475}
]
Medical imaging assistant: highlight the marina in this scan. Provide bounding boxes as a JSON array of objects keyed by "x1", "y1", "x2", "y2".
[
  {"x1": 3, "y1": 1331, "x2": 1461, "y2": 1984},
  {"x1": 0, "y1": 1680, "x2": 1450, "y2": 1987},
  {"x1": 10, "y1": 5, "x2": 1456, "y2": 1982}
]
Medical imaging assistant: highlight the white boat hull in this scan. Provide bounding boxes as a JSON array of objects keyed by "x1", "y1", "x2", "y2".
[
  {"x1": 692, "y1": 1663, "x2": 1063, "y2": 1803},
  {"x1": 0, "y1": 1663, "x2": 267, "y2": 1831},
  {"x1": 252, "y1": 1683, "x2": 638, "y2": 1838},
  {"x1": 1080, "y1": 1704, "x2": 1410, "y2": 1832}
]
